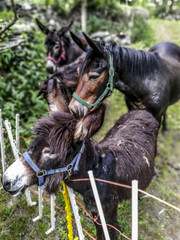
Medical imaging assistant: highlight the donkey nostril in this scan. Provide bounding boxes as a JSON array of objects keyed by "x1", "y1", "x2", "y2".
[
  {"x1": 46, "y1": 66, "x2": 54, "y2": 74},
  {"x1": 3, "y1": 180, "x2": 11, "y2": 191}
]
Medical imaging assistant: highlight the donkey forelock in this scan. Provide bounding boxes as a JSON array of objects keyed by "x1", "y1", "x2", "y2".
[{"x1": 34, "y1": 112, "x2": 77, "y2": 157}]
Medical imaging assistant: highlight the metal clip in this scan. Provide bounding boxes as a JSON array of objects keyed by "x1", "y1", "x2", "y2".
[
  {"x1": 64, "y1": 165, "x2": 73, "y2": 180},
  {"x1": 36, "y1": 170, "x2": 46, "y2": 177}
]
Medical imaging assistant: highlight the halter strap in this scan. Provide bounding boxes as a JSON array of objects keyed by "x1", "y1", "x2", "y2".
[
  {"x1": 72, "y1": 48, "x2": 114, "y2": 110},
  {"x1": 46, "y1": 40, "x2": 66, "y2": 65},
  {"x1": 23, "y1": 141, "x2": 85, "y2": 190}
]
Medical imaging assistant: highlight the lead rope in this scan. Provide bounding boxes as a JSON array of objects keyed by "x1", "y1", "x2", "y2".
[{"x1": 62, "y1": 181, "x2": 78, "y2": 240}]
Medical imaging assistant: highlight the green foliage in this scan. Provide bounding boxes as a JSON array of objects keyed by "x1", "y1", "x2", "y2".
[
  {"x1": 151, "y1": 4, "x2": 167, "y2": 18},
  {"x1": 131, "y1": 15, "x2": 156, "y2": 48},
  {"x1": 0, "y1": 30, "x2": 48, "y2": 138},
  {"x1": 87, "y1": 14, "x2": 126, "y2": 34}
]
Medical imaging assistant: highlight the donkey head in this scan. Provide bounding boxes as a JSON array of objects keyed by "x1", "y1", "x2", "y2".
[
  {"x1": 2, "y1": 77, "x2": 106, "y2": 194},
  {"x1": 36, "y1": 18, "x2": 73, "y2": 73}
]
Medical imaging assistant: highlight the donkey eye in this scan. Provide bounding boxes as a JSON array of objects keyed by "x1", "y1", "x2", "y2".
[
  {"x1": 54, "y1": 45, "x2": 60, "y2": 50},
  {"x1": 43, "y1": 148, "x2": 50, "y2": 154},
  {"x1": 89, "y1": 73, "x2": 99, "y2": 81}
]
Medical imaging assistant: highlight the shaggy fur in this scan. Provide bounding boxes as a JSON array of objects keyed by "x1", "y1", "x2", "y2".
[{"x1": 26, "y1": 109, "x2": 158, "y2": 240}]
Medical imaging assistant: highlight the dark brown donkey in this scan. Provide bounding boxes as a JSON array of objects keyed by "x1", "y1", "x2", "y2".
[
  {"x1": 36, "y1": 19, "x2": 83, "y2": 73},
  {"x1": 69, "y1": 34, "x2": 180, "y2": 132},
  {"x1": 38, "y1": 52, "x2": 86, "y2": 108},
  {"x1": 2, "y1": 79, "x2": 159, "y2": 239}
]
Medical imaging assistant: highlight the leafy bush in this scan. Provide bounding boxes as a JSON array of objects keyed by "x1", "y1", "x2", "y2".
[
  {"x1": 0, "y1": 30, "x2": 48, "y2": 138},
  {"x1": 87, "y1": 14, "x2": 126, "y2": 34},
  {"x1": 131, "y1": 15, "x2": 156, "y2": 48}
]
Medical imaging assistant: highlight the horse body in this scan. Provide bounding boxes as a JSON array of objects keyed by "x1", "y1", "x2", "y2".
[
  {"x1": 149, "y1": 42, "x2": 180, "y2": 106},
  {"x1": 113, "y1": 44, "x2": 172, "y2": 119},
  {"x1": 68, "y1": 33, "x2": 180, "y2": 129}
]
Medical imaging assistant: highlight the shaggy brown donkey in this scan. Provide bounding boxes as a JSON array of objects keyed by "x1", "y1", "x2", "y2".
[{"x1": 2, "y1": 107, "x2": 159, "y2": 239}]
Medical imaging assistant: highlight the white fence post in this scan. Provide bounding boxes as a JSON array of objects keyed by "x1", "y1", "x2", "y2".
[
  {"x1": 33, "y1": 187, "x2": 43, "y2": 222},
  {"x1": 132, "y1": 180, "x2": 138, "y2": 240},
  {"x1": 15, "y1": 114, "x2": 20, "y2": 151},
  {"x1": 88, "y1": 170, "x2": 110, "y2": 240},
  {"x1": 46, "y1": 193, "x2": 56, "y2": 235},
  {"x1": 0, "y1": 109, "x2": 6, "y2": 173},
  {"x1": 4, "y1": 119, "x2": 19, "y2": 161},
  {"x1": 67, "y1": 186, "x2": 85, "y2": 240}
]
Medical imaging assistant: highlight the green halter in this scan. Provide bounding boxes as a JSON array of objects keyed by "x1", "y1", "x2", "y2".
[{"x1": 72, "y1": 49, "x2": 114, "y2": 110}]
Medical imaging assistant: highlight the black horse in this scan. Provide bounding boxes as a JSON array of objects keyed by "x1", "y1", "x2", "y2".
[
  {"x1": 36, "y1": 19, "x2": 83, "y2": 73},
  {"x1": 69, "y1": 34, "x2": 180, "y2": 132}
]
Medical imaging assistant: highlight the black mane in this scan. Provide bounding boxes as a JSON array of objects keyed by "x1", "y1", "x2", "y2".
[{"x1": 109, "y1": 43, "x2": 162, "y2": 77}]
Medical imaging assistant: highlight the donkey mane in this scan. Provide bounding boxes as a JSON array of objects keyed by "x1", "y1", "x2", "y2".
[
  {"x1": 109, "y1": 42, "x2": 162, "y2": 77},
  {"x1": 34, "y1": 112, "x2": 77, "y2": 155}
]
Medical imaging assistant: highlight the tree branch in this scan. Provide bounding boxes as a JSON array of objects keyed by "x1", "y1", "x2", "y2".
[{"x1": 0, "y1": 0, "x2": 18, "y2": 36}]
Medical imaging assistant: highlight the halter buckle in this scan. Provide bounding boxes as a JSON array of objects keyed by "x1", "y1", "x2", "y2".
[{"x1": 36, "y1": 170, "x2": 46, "y2": 177}]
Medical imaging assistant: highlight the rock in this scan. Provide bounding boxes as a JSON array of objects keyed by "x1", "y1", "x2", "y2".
[
  {"x1": 90, "y1": 30, "x2": 131, "y2": 46},
  {"x1": 132, "y1": 7, "x2": 150, "y2": 20}
]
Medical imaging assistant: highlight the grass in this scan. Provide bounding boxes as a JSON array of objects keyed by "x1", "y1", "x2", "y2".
[{"x1": 0, "y1": 15, "x2": 180, "y2": 240}]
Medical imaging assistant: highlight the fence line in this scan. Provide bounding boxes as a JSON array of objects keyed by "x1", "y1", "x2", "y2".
[
  {"x1": 70, "y1": 178, "x2": 180, "y2": 213},
  {"x1": 1, "y1": 115, "x2": 180, "y2": 239},
  {"x1": 28, "y1": 186, "x2": 96, "y2": 240}
]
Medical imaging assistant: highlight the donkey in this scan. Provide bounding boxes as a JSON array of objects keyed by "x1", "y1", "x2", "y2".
[
  {"x1": 2, "y1": 90, "x2": 159, "y2": 239},
  {"x1": 36, "y1": 19, "x2": 83, "y2": 73},
  {"x1": 38, "y1": 52, "x2": 86, "y2": 107},
  {"x1": 68, "y1": 33, "x2": 180, "y2": 132}
]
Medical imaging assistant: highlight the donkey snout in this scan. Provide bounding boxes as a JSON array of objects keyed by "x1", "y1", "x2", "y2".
[
  {"x1": 2, "y1": 174, "x2": 12, "y2": 191},
  {"x1": 46, "y1": 61, "x2": 56, "y2": 74}
]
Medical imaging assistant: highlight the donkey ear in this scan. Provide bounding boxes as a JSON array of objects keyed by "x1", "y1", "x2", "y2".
[
  {"x1": 70, "y1": 31, "x2": 88, "y2": 52},
  {"x1": 36, "y1": 18, "x2": 49, "y2": 35},
  {"x1": 58, "y1": 20, "x2": 74, "y2": 36},
  {"x1": 46, "y1": 79, "x2": 69, "y2": 113},
  {"x1": 82, "y1": 32, "x2": 103, "y2": 55},
  {"x1": 74, "y1": 103, "x2": 106, "y2": 141}
]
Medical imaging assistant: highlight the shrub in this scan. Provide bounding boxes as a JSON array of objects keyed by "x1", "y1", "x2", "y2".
[
  {"x1": 131, "y1": 15, "x2": 156, "y2": 48},
  {"x1": 0, "y1": 30, "x2": 48, "y2": 138}
]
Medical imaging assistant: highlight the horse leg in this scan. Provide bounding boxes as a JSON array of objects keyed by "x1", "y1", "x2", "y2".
[
  {"x1": 161, "y1": 113, "x2": 168, "y2": 135},
  {"x1": 84, "y1": 191, "x2": 119, "y2": 240},
  {"x1": 94, "y1": 203, "x2": 119, "y2": 240}
]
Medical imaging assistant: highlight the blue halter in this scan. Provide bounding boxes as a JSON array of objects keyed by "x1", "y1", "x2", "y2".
[{"x1": 23, "y1": 141, "x2": 85, "y2": 190}]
